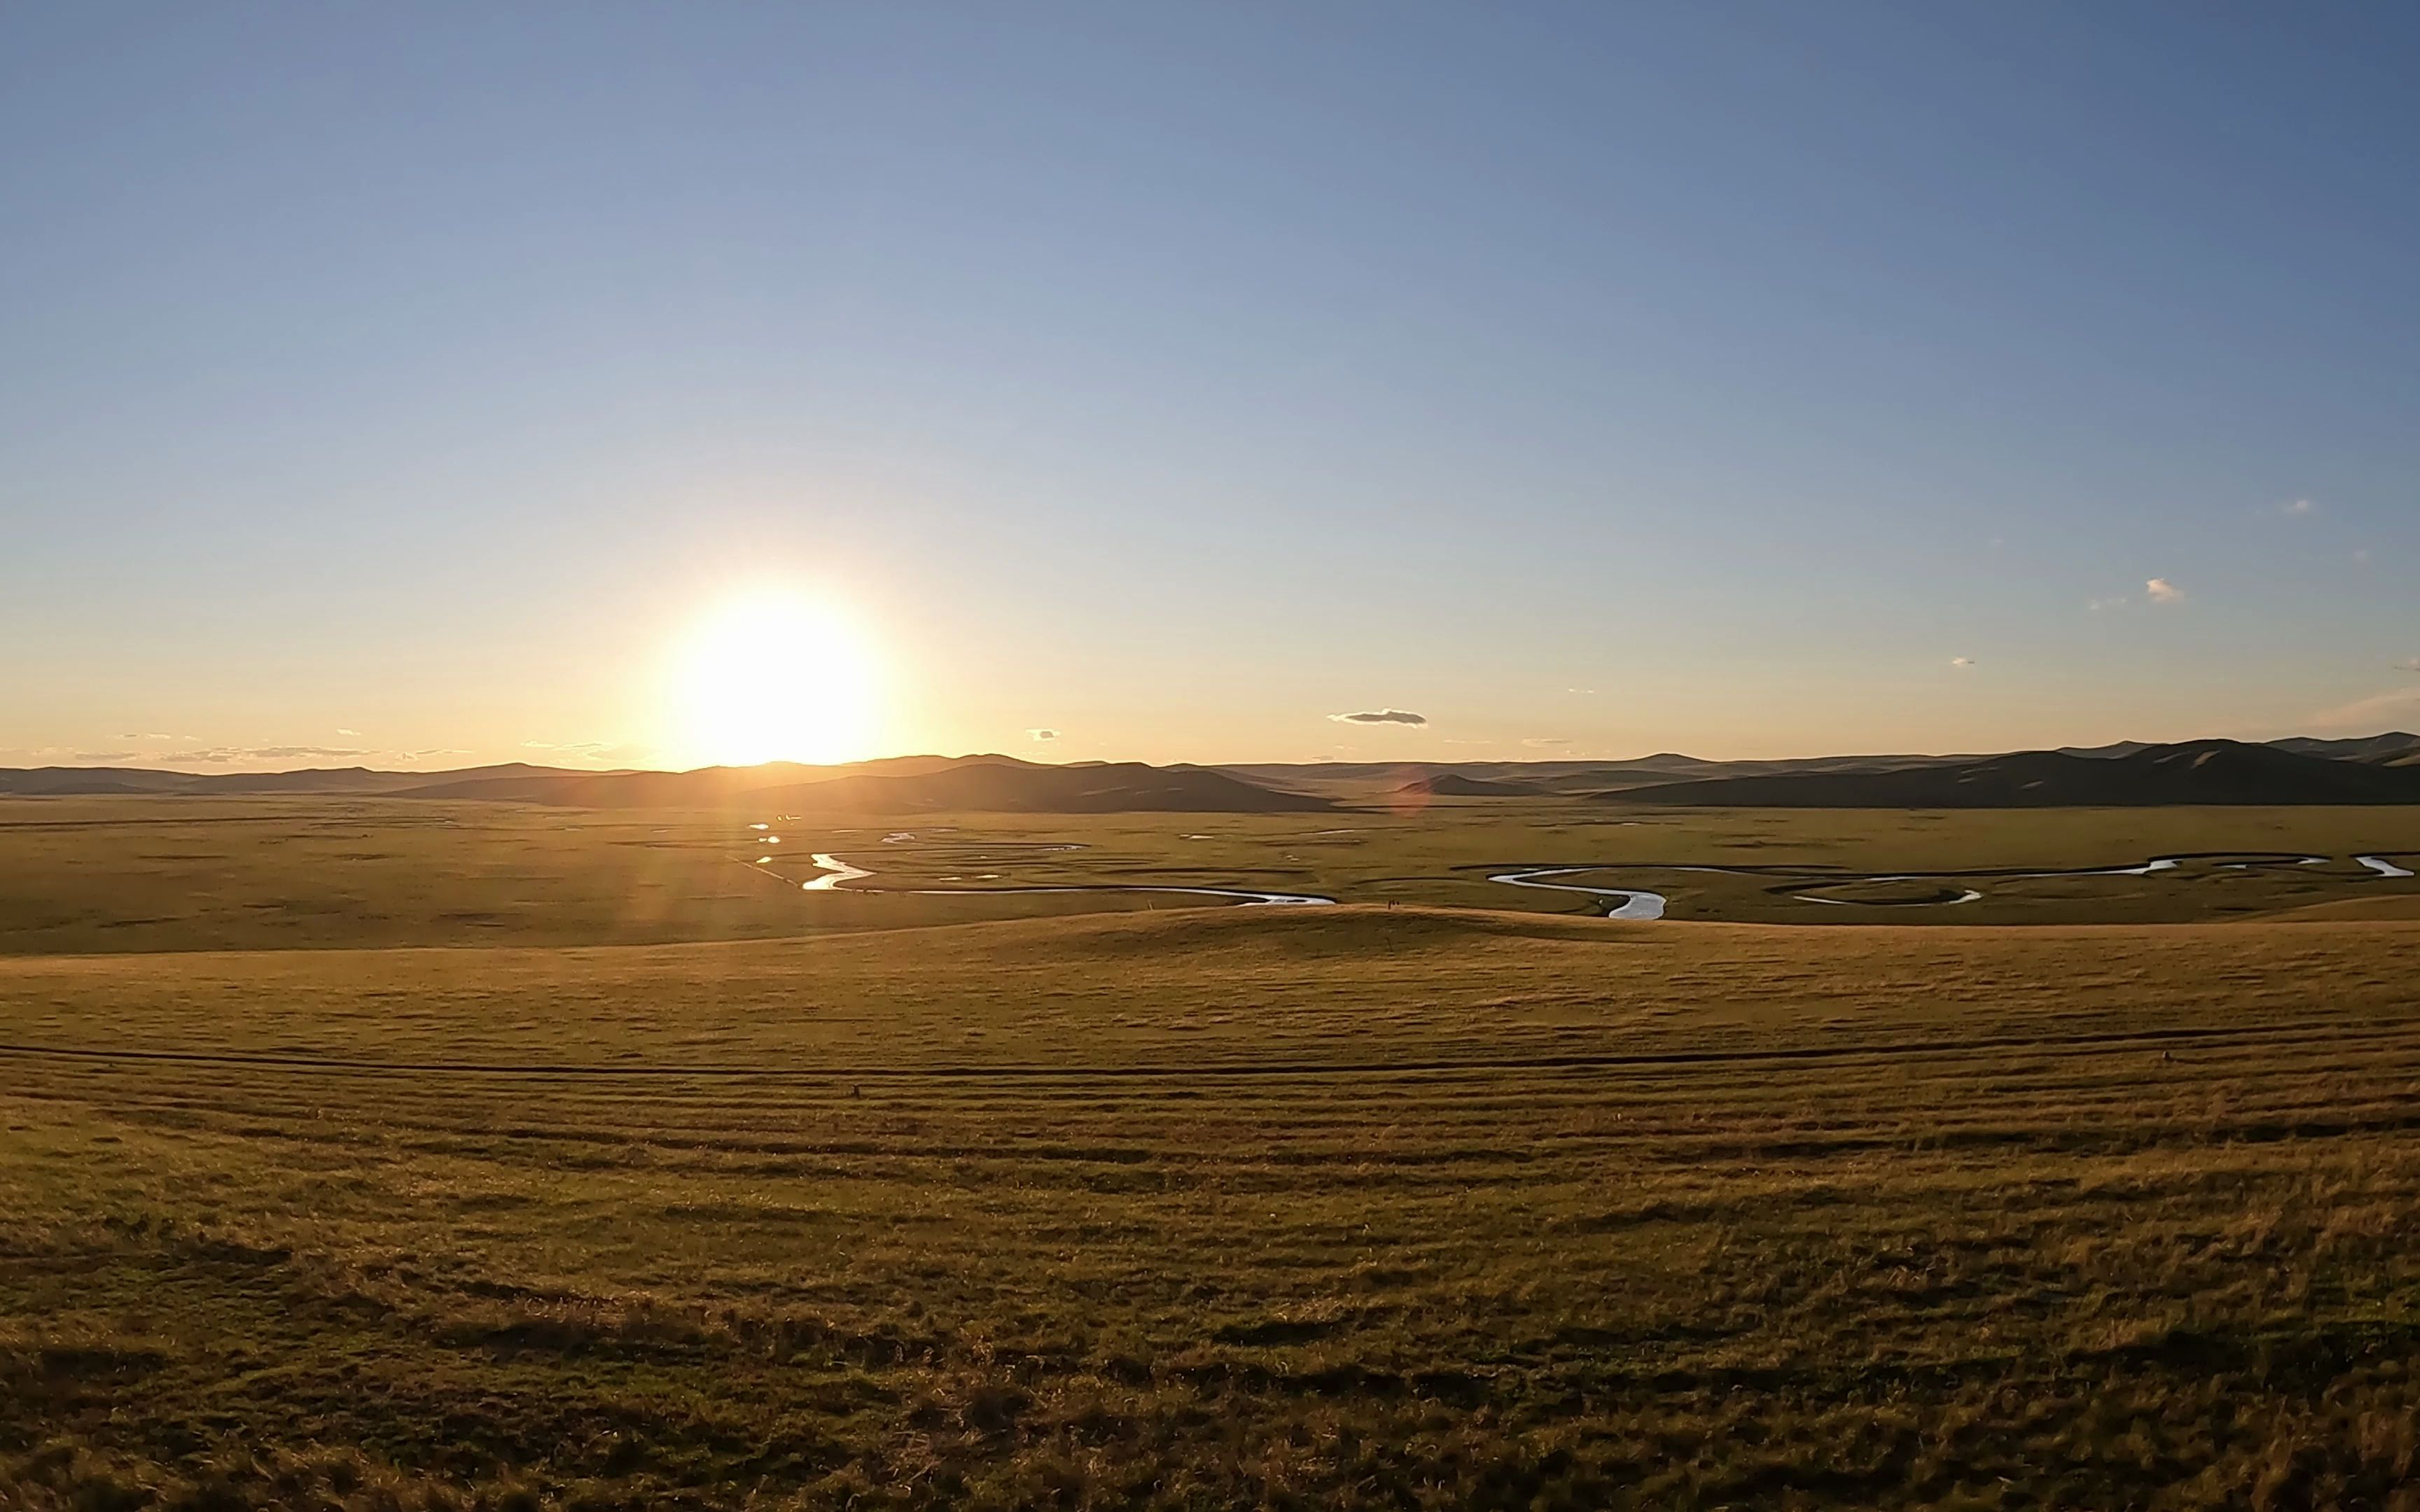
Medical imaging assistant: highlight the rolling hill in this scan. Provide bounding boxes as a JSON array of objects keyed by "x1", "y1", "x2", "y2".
[
  {"x1": 387, "y1": 756, "x2": 1327, "y2": 813},
  {"x1": 748, "y1": 761, "x2": 1333, "y2": 813},
  {"x1": 0, "y1": 752, "x2": 1336, "y2": 813},
  {"x1": 0, "y1": 762, "x2": 613, "y2": 798},
  {"x1": 2267, "y1": 731, "x2": 2420, "y2": 762},
  {"x1": 13, "y1": 732, "x2": 2420, "y2": 812},
  {"x1": 1392, "y1": 772, "x2": 1545, "y2": 798},
  {"x1": 1608, "y1": 739, "x2": 2420, "y2": 808}
]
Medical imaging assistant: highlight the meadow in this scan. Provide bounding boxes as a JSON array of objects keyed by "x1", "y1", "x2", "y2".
[
  {"x1": 4, "y1": 799, "x2": 2419, "y2": 1508},
  {"x1": 6, "y1": 796, "x2": 2420, "y2": 953}
]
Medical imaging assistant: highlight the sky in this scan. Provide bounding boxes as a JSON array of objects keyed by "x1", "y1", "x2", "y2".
[{"x1": 5, "y1": 1, "x2": 2417, "y2": 771}]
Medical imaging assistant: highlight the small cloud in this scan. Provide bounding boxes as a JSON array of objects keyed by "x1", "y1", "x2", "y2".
[
  {"x1": 1950, "y1": 657, "x2": 1975, "y2": 668},
  {"x1": 398, "y1": 748, "x2": 471, "y2": 760},
  {"x1": 1564, "y1": 688, "x2": 1597, "y2": 695},
  {"x1": 74, "y1": 752, "x2": 138, "y2": 763},
  {"x1": 2397, "y1": 659, "x2": 2420, "y2": 673},
  {"x1": 2145, "y1": 578, "x2": 2185, "y2": 605},
  {"x1": 335, "y1": 727, "x2": 361, "y2": 738},
  {"x1": 2282, "y1": 498, "x2": 2316, "y2": 516},
  {"x1": 1522, "y1": 736, "x2": 1572, "y2": 748},
  {"x1": 1328, "y1": 709, "x2": 1428, "y2": 727},
  {"x1": 2088, "y1": 596, "x2": 2126, "y2": 612},
  {"x1": 1027, "y1": 728, "x2": 1058, "y2": 742},
  {"x1": 116, "y1": 732, "x2": 190, "y2": 743}
]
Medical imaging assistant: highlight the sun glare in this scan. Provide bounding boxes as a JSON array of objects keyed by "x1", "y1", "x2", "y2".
[{"x1": 672, "y1": 592, "x2": 882, "y2": 768}]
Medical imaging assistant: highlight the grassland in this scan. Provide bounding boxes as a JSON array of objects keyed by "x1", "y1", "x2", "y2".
[
  {"x1": 4, "y1": 800, "x2": 2419, "y2": 1508},
  {"x1": 6, "y1": 797, "x2": 2420, "y2": 953}
]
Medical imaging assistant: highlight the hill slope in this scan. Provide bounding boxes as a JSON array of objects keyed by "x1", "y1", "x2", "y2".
[
  {"x1": 1393, "y1": 773, "x2": 1545, "y2": 798},
  {"x1": 2268, "y1": 731, "x2": 2420, "y2": 762},
  {"x1": 0, "y1": 753, "x2": 1323, "y2": 813},
  {"x1": 393, "y1": 757, "x2": 1328, "y2": 813},
  {"x1": 13, "y1": 732, "x2": 2420, "y2": 811},
  {"x1": 749, "y1": 760, "x2": 1333, "y2": 813},
  {"x1": 1610, "y1": 740, "x2": 2420, "y2": 807}
]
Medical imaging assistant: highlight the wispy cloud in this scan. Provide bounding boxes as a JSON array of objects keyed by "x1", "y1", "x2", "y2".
[
  {"x1": 74, "y1": 752, "x2": 139, "y2": 763},
  {"x1": 2145, "y1": 578, "x2": 2185, "y2": 606},
  {"x1": 1027, "y1": 728, "x2": 1058, "y2": 741},
  {"x1": 1950, "y1": 656, "x2": 1975, "y2": 668},
  {"x1": 2309, "y1": 687, "x2": 2420, "y2": 729},
  {"x1": 335, "y1": 727, "x2": 361, "y2": 737},
  {"x1": 2088, "y1": 596, "x2": 2127, "y2": 612},
  {"x1": 1328, "y1": 708, "x2": 1428, "y2": 727},
  {"x1": 2396, "y1": 659, "x2": 2420, "y2": 673},
  {"x1": 2282, "y1": 497, "x2": 2316, "y2": 517},
  {"x1": 521, "y1": 740, "x2": 637, "y2": 767},
  {"x1": 397, "y1": 748, "x2": 471, "y2": 760},
  {"x1": 168, "y1": 746, "x2": 373, "y2": 765},
  {"x1": 1522, "y1": 736, "x2": 1571, "y2": 748}
]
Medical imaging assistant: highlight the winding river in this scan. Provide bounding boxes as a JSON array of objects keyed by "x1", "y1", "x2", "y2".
[
  {"x1": 1487, "y1": 867, "x2": 1669, "y2": 920},
  {"x1": 789, "y1": 847, "x2": 1332, "y2": 906},
  {"x1": 751, "y1": 831, "x2": 2416, "y2": 921}
]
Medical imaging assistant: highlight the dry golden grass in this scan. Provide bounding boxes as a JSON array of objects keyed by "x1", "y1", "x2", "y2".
[{"x1": 5, "y1": 906, "x2": 2418, "y2": 1508}]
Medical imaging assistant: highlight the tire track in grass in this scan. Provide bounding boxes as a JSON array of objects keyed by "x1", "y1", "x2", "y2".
[{"x1": 1, "y1": 1017, "x2": 2413, "y2": 1082}]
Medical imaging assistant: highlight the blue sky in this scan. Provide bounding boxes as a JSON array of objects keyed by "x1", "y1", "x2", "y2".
[{"x1": 4, "y1": 2, "x2": 2416, "y2": 768}]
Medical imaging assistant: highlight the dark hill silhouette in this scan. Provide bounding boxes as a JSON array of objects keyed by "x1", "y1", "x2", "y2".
[
  {"x1": 2267, "y1": 732, "x2": 2420, "y2": 763},
  {"x1": 11, "y1": 732, "x2": 2420, "y2": 809},
  {"x1": 1393, "y1": 772, "x2": 1544, "y2": 797},
  {"x1": 0, "y1": 762, "x2": 612, "y2": 797},
  {"x1": 1608, "y1": 740, "x2": 2420, "y2": 807},
  {"x1": 394, "y1": 754, "x2": 1066, "y2": 807},
  {"x1": 1216, "y1": 751, "x2": 1970, "y2": 796},
  {"x1": 400, "y1": 763, "x2": 822, "y2": 805},
  {"x1": 389, "y1": 755, "x2": 1325, "y2": 813},
  {"x1": 749, "y1": 761, "x2": 1331, "y2": 813},
  {"x1": 0, "y1": 769, "x2": 188, "y2": 795},
  {"x1": 2056, "y1": 741, "x2": 2157, "y2": 758},
  {"x1": 197, "y1": 765, "x2": 480, "y2": 794}
]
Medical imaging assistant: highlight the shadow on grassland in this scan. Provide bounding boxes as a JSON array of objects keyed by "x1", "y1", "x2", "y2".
[{"x1": 1020, "y1": 903, "x2": 1659, "y2": 960}]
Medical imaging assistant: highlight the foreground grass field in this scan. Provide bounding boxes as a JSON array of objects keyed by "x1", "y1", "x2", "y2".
[{"x1": 6, "y1": 906, "x2": 2419, "y2": 1508}]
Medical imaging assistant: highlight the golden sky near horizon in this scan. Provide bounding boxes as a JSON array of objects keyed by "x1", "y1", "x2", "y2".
[{"x1": 11, "y1": 578, "x2": 2416, "y2": 776}]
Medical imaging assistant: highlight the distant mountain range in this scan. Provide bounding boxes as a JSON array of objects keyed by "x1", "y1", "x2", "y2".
[
  {"x1": 1611, "y1": 738, "x2": 2420, "y2": 808},
  {"x1": 5, "y1": 732, "x2": 2416, "y2": 811},
  {"x1": 0, "y1": 754, "x2": 1334, "y2": 813},
  {"x1": 1228, "y1": 732, "x2": 2420, "y2": 800},
  {"x1": 1391, "y1": 772, "x2": 1547, "y2": 798}
]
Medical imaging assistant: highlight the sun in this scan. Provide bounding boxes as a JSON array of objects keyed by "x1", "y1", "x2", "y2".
[{"x1": 671, "y1": 591, "x2": 882, "y2": 768}]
